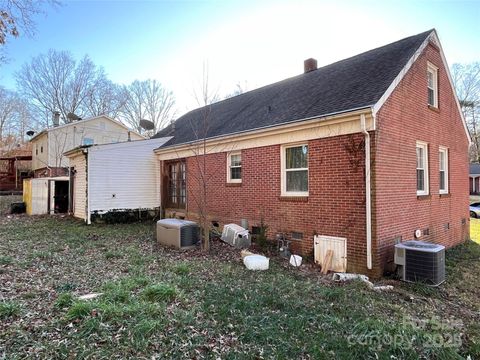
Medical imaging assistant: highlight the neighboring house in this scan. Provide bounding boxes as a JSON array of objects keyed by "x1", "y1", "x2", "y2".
[
  {"x1": 0, "y1": 145, "x2": 32, "y2": 193},
  {"x1": 0, "y1": 154, "x2": 32, "y2": 193},
  {"x1": 469, "y1": 164, "x2": 480, "y2": 195},
  {"x1": 153, "y1": 29, "x2": 470, "y2": 277},
  {"x1": 64, "y1": 137, "x2": 171, "y2": 223},
  {"x1": 30, "y1": 115, "x2": 144, "y2": 178}
]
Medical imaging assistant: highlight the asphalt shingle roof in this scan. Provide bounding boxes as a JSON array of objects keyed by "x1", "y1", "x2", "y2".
[{"x1": 154, "y1": 30, "x2": 433, "y2": 147}]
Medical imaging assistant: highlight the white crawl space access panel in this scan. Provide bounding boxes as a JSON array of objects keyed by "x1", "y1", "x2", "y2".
[{"x1": 314, "y1": 235, "x2": 347, "y2": 272}]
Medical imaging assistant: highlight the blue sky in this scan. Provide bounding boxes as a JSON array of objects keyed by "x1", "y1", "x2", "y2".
[{"x1": 1, "y1": 0, "x2": 479, "y2": 115}]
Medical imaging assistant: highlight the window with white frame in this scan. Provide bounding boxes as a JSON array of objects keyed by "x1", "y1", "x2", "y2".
[
  {"x1": 427, "y1": 63, "x2": 438, "y2": 108},
  {"x1": 439, "y1": 147, "x2": 448, "y2": 194},
  {"x1": 227, "y1": 152, "x2": 242, "y2": 183},
  {"x1": 416, "y1": 142, "x2": 429, "y2": 195},
  {"x1": 281, "y1": 144, "x2": 308, "y2": 196}
]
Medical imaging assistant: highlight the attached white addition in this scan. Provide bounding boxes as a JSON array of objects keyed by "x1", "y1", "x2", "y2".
[
  {"x1": 281, "y1": 143, "x2": 308, "y2": 197},
  {"x1": 439, "y1": 146, "x2": 448, "y2": 194},
  {"x1": 416, "y1": 141, "x2": 429, "y2": 196},
  {"x1": 227, "y1": 151, "x2": 242, "y2": 183}
]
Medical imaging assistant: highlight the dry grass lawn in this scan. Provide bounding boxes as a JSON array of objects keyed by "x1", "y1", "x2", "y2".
[{"x1": 0, "y1": 215, "x2": 479, "y2": 359}]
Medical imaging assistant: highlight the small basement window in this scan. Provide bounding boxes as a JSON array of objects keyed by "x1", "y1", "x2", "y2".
[
  {"x1": 227, "y1": 152, "x2": 242, "y2": 183},
  {"x1": 291, "y1": 232, "x2": 303, "y2": 240}
]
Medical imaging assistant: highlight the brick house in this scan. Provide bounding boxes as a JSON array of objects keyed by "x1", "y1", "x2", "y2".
[
  {"x1": 469, "y1": 164, "x2": 480, "y2": 195},
  {"x1": 153, "y1": 29, "x2": 470, "y2": 276}
]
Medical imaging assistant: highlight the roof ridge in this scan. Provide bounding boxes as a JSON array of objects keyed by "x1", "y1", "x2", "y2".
[
  {"x1": 170, "y1": 29, "x2": 434, "y2": 120},
  {"x1": 154, "y1": 29, "x2": 434, "y2": 145}
]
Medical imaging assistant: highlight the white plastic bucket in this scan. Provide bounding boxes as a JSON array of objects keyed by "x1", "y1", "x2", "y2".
[{"x1": 289, "y1": 254, "x2": 303, "y2": 267}]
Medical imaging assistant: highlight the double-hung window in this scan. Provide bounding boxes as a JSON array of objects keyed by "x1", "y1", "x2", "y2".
[
  {"x1": 439, "y1": 147, "x2": 448, "y2": 194},
  {"x1": 281, "y1": 144, "x2": 308, "y2": 196},
  {"x1": 227, "y1": 152, "x2": 242, "y2": 183},
  {"x1": 416, "y1": 141, "x2": 429, "y2": 196},
  {"x1": 427, "y1": 62, "x2": 438, "y2": 108}
]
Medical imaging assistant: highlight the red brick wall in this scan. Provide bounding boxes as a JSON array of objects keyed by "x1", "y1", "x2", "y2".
[
  {"x1": 34, "y1": 167, "x2": 68, "y2": 178},
  {"x1": 181, "y1": 134, "x2": 373, "y2": 274},
  {"x1": 374, "y1": 41, "x2": 470, "y2": 271}
]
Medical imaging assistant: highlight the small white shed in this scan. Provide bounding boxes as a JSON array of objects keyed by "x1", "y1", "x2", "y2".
[
  {"x1": 65, "y1": 137, "x2": 171, "y2": 224},
  {"x1": 23, "y1": 176, "x2": 70, "y2": 215}
]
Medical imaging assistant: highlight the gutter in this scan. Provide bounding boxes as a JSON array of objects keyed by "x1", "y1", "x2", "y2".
[{"x1": 360, "y1": 114, "x2": 372, "y2": 270}]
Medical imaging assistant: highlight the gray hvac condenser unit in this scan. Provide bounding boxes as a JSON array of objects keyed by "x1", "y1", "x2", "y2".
[
  {"x1": 156, "y1": 219, "x2": 199, "y2": 249},
  {"x1": 394, "y1": 240, "x2": 445, "y2": 286}
]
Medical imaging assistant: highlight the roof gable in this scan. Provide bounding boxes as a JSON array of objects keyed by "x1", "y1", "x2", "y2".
[
  {"x1": 372, "y1": 30, "x2": 471, "y2": 144},
  {"x1": 30, "y1": 115, "x2": 144, "y2": 142},
  {"x1": 154, "y1": 30, "x2": 433, "y2": 146}
]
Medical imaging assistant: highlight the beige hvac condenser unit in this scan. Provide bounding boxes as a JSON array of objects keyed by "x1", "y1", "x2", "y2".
[{"x1": 156, "y1": 219, "x2": 199, "y2": 249}]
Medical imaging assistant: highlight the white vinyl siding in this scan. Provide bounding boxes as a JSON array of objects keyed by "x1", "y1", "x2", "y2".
[
  {"x1": 416, "y1": 141, "x2": 429, "y2": 196},
  {"x1": 87, "y1": 138, "x2": 168, "y2": 214},
  {"x1": 439, "y1": 146, "x2": 448, "y2": 194}
]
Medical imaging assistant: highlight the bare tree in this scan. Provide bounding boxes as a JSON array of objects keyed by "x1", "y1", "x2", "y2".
[
  {"x1": 81, "y1": 69, "x2": 126, "y2": 119},
  {"x1": 452, "y1": 62, "x2": 480, "y2": 162},
  {"x1": 224, "y1": 80, "x2": 248, "y2": 99},
  {"x1": 120, "y1": 79, "x2": 175, "y2": 134},
  {"x1": 10, "y1": 96, "x2": 30, "y2": 142},
  {"x1": 15, "y1": 49, "x2": 100, "y2": 126},
  {"x1": 0, "y1": 86, "x2": 17, "y2": 140},
  {"x1": 186, "y1": 63, "x2": 221, "y2": 251},
  {"x1": 0, "y1": 88, "x2": 33, "y2": 149},
  {"x1": 0, "y1": 0, "x2": 59, "y2": 62}
]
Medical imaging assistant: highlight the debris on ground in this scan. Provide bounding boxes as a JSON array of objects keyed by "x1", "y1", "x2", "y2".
[
  {"x1": 243, "y1": 254, "x2": 269, "y2": 270},
  {"x1": 240, "y1": 249, "x2": 255, "y2": 258},
  {"x1": 320, "y1": 250, "x2": 334, "y2": 274},
  {"x1": 221, "y1": 223, "x2": 251, "y2": 248},
  {"x1": 332, "y1": 272, "x2": 394, "y2": 292},
  {"x1": 78, "y1": 293, "x2": 103, "y2": 300},
  {"x1": 289, "y1": 254, "x2": 302, "y2": 267}
]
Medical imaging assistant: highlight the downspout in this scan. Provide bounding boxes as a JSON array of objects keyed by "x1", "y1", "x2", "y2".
[
  {"x1": 85, "y1": 148, "x2": 91, "y2": 225},
  {"x1": 360, "y1": 114, "x2": 372, "y2": 270}
]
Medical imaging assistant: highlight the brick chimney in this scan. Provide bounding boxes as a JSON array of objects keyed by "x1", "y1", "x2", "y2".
[
  {"x1": 52, "y1": 111, "x2": 60, "y2": 127},
  {"x1": 304, "y1": 58, "x2": 318, "y2": 73}
]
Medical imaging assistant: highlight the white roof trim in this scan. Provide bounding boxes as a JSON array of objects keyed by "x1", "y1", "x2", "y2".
[
  {"x1": 372, "y1": 30, "x2": 471, "y2": 145},
  {"x1": 88, "y1": 136, "x2": 171, "y2": 152}
]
